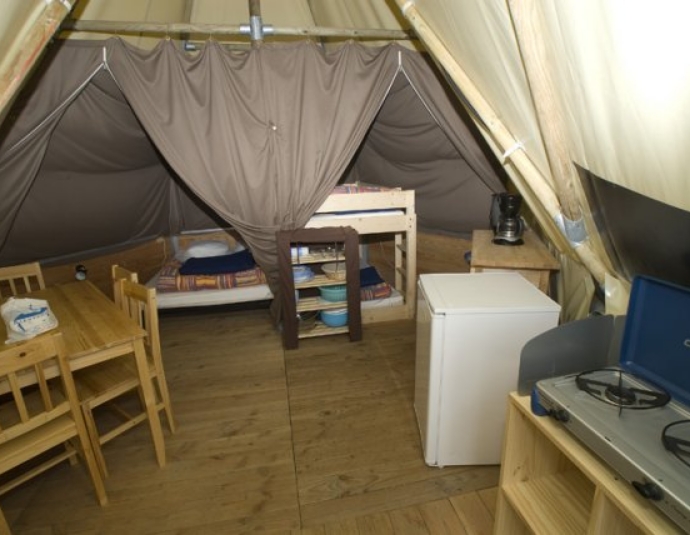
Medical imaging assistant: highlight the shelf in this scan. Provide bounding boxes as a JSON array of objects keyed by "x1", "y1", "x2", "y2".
[
  {"x1": 503, "y1": 470, "x2": 593, "y2": 535},
  {"x1": 291, "y1": 252, "x2": 343, "y2": 264},
  {"x1": 298, "y1": 321, "x2": 349, "y2": 339},
  {"x1": 277, "y1": 226, "x2": 361, "y2": 350},
  {"x1": 494, "y1": 394, "x2": 683, "y2": 535},
  {"x1": 296, "y1": 297, "x2": 347, "y2": 313},
  {"x1": 294, "y1": 274, "x2": 345, "y2": 289}
]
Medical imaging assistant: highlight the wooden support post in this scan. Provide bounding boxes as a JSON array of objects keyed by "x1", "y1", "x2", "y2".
[
  {"x1": 506, "y1": 0, "x2": 581, "y2": 224},
  {"x1": 0, "y1": 0, "x2": 73, "y2": 118}
]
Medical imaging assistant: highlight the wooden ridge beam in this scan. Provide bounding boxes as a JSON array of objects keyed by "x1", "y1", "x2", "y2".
[{"x1": 58, "y1": 19, "x2": 416, "y2": 41}]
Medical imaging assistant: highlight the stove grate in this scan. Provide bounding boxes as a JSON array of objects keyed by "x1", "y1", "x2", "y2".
[
  {"x1": 575, "y1": 368, "x2": 670, "y2": 410},
  {"x1": 663, "y1": 420, "x2": 690, "y2": 468}
]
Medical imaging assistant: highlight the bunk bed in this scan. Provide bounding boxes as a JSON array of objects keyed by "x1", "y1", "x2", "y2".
[{"x1": 147, "y1": 185, "x2": 417, "y2": 323}]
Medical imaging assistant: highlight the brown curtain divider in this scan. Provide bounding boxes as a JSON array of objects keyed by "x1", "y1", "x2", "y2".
[
  {"x1": 106, "y1": 39, "x2": 400, "y2": 308},
  {"x1": 0, "y1": 38, "x2": 507, "y2": 324}
]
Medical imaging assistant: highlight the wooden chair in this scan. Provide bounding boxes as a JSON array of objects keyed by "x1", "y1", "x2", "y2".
[
  {"x1": 0, "y1": 262, "x2": 45, "y2": 298},
  {"x1": 111, "y1": 264, "x2": 138, "y2": 309},
  {"x1": 74, "y1": 279, "x2": 175, "y2": 477},
  {"x1": 0, "y1": 333, "x2": 107, "y2": 507}
]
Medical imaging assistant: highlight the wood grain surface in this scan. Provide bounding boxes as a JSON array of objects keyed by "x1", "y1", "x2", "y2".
[{"x1": 1, "y1": 306, "x2": 498, "y2": 534}]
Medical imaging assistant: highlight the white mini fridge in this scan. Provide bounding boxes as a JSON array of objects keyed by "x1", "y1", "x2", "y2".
[{"x1": 415, "y1": 272, "x2": 560, "y2": 466}]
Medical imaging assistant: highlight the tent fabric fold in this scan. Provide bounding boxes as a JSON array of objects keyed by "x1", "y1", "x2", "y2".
[
  {"x1": 0, "y1": 38, "x2": 506, "y2": 322},
  {"x1": 105, "y1": 38, "x2": 401, "y2": 294}
]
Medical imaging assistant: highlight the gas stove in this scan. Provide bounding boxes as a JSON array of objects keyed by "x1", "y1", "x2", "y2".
[{"x1": 536, "y1": 276, "x2": 690, "y2": 533}]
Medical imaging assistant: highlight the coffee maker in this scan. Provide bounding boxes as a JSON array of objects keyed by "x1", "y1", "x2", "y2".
[{"x1": 490, "y1": 192, "x2": 525, "y2": 245}]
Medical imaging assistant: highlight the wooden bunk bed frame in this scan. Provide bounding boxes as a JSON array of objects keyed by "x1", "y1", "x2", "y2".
[
  {"x1": 152, "y1": 188, "x2": 417, "y2": 324},
  {"x1": 305, "y1": 188, "x2": 417, "y2": 323}
]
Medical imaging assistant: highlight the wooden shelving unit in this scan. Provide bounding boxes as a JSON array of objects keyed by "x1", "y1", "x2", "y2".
[
  {"x1": 494, "y1": 393, "x2": 683, "y2": 534},
  {"x1": 277, "y1": 226, "x2": 361, "y2": 350}
]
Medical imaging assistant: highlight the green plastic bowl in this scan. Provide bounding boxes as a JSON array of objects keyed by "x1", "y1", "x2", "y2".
[{"x1": 319, "y1": 285, "x2": 347, "y2": 302}]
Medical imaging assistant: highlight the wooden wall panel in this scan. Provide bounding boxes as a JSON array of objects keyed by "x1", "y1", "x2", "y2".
[
  {"x1": 42, "y1": 238, "x2": 169, "y2": 298},
  {"x1": 41, "y1": 231, "x2": 472, "y2": 301},
  {"x1": 368, "y1": 231, "x2": 471, "y2": 284}
]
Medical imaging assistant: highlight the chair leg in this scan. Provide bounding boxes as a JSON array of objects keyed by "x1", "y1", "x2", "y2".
[
  {"x1": 155, "y1": 374, "x2": 176, "y2": 433},
  {"x1": 73, "y1": 406, "x2": 108, "y2": 506},
  {"x1": 81, "y1": 402, "x2": 109, "y2": 480},
  {"x1": 137, "y1": 374, "x2": 175, "y2": 434},
  {"x1": 66, "y1": 441, "x2": 78, "y2": 466}
]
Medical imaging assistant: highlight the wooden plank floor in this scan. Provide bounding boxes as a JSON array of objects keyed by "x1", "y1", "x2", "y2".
[{"x1": 0, "y1": 305, "x2": 499, "y2": 534}]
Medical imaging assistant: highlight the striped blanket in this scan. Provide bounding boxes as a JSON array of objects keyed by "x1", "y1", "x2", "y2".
[{"x1": 156, "y1": 260, "x2": 267, "y2": 292}]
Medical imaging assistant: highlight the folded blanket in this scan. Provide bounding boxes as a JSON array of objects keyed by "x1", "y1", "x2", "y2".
[
  {"x1": 361, "y1": 282, "x2": 392, "y2": 301},
  {"x1": 360, "y1": 266, "x2": 385, "y2": 287},
  {"x1": 157, "y1": 260, "x2": 266, "y2": 292}
]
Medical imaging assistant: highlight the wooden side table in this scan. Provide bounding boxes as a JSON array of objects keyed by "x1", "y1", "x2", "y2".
[{"x1": 470, "y1": 229, "x2": 559, "y2": 294}]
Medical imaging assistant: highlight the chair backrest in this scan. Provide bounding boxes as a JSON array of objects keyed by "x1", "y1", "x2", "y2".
[
  {"x1": 118, "y1": 279, "x2": 161, "y2": 363},
  {"x1": 0, "y1": 262, "x2": 45, "y2": 298},
  {"x1": 0, "y1": 332, "x2": 107, "y2": 506},
  {"x1": 0, "y1": 333, "x2": 74, "y2": 467},
  {"x1": 111, "y1": 265, "x2": 138, "y2": 309}
]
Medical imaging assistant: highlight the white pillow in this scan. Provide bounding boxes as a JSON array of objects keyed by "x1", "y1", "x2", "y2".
[{"x1": 179, "y1": 240, "x2": 231, "y2": 262}]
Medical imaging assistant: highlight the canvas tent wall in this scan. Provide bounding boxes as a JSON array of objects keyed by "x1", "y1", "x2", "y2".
[
  {"x1": 0, "y1": 38, "x2": 505, "y2": 301},
  {"x1": 3, "y1": 0, "x2": 690, "y2": 320},
  {"x1": 397, "y1": 0, "x2": 690, "y2": 317}
]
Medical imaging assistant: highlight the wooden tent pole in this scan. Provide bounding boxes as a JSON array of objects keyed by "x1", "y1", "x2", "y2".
[
  {"x1": 506, "y1": 1, "x2": 585, "y2": 231},
  {"x1": 0, "y1": 0, "x2": 74, "y2": 118},
  {"x1": 58, "y1": 19, "x2": 415, "y2": 41},
  {"x1": 396, "y1": 0, "x2": 609, "y2": 284},
  {"x1": 506, "y1": 0, "x2": 617, "y2": 289}
]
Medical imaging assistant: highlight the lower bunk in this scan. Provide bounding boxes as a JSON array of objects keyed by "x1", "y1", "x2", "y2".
[{"x1": 146, "y1": 229, "x2": 404, "y2": 319}]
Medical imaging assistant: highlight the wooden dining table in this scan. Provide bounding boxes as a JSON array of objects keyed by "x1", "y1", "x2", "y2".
[{"x1": 0, "y1": 280, "x2": 166, "y2": 467}]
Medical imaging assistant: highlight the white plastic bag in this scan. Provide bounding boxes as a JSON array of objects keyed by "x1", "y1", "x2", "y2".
[{"x1": 1, "y1": 297, "x2": 58, "y2": 344}]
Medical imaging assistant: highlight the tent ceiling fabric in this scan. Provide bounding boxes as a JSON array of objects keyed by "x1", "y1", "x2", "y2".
[
  {"x1": 191, "y1": 0, "x2": 316, "y2": 28},
  {"x1": 403, "y1": 0, "x2": 690, "y2": 310},
  {"x1": 410, "y1": 0, "x2": 690, "y2": 213},
  {"x1": 67, "y1": 0, "x2": 189, "y2": 49}
]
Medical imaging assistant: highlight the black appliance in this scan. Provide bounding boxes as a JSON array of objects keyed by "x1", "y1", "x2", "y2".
[{"x1": 490, "y1": 193, "x2": 525, "y2": 245}]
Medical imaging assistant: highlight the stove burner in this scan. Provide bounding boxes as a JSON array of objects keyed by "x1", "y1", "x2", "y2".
[
  {"x1": 604, "y1": 384, "x2": 637, "y2": 406},
  {"x1": 575, "y1": 368, "x2": 671, "y2": 410},
  {"x1": 663, "y1": 420, "x2": 690, "y2": 469}
]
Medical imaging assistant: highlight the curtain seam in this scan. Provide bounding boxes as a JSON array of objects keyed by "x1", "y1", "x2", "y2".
[{"x1": 2, "y1": 61, "x2": 106, "y2": 158}]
